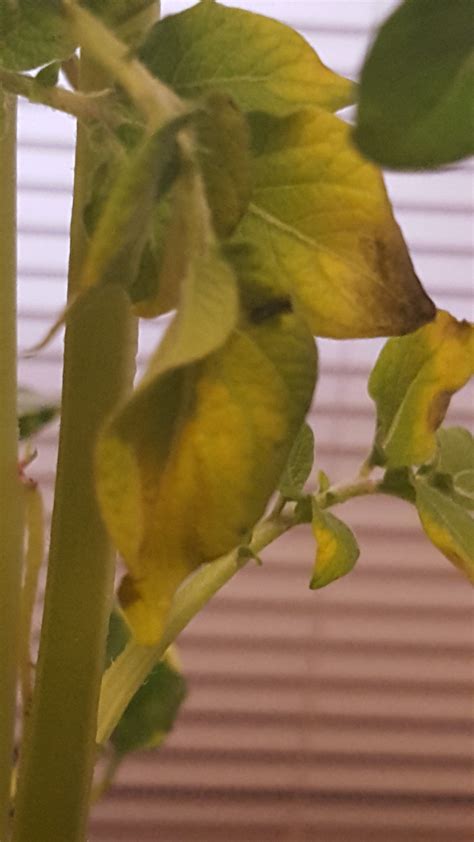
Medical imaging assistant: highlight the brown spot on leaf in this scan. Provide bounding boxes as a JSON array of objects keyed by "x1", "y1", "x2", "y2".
[{"x1": 427, "y1": 390, "x2": 453, "y2": 431}]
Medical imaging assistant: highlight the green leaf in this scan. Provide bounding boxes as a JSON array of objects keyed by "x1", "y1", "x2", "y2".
[
  {"x1": 310, "y1": 503, "x2": 360, "y2": 589},
  {"x1": 34, "y1": 60, "x2": 61, "y2": 87},
  {"x1": 236, "y1": 108, "x2": 435, "y2": 338},
  {"x1": 369, "y1": 311, "x2": 474, "y2": 468},
  {"x1": 111, "y1": 655, "x2": 187, "y2": 756},
  {"x1": 453, "y1": 470, "x2": 474, "y2": 504},
  {"x1": 354, "y1": 0, "x2": 474, "y2": 169},
  {"x1": 105, "y1": 608, "x2": 131, "y2": 668},
  {"x1": 416, "y1": 481, "x2": 474, "y2": 584},
  {"x1": 105, "y1": 609, "x2": 187, "y2": 755},
  {"x1": 279, "y1": 423, "x2": 314, "y2": 499},
  {"x1": 96, "y1": 308, "x2": 317, "y2": 644},
  {"x1": 378, "y1": 467, "x2": 416, "y2": 503},
  {"x1": 0, "y1": 1, "x2": 74, "y2": 71},
  {"x1": 17, "y1": 387, "x2": 58, "y2": 440},
  {"x1": 436, "y1": 427, "x2": 474, "y2": 475},
  {"x1": 194, "y1": 92, "x2": 251, "y2": 238},
  {"x1": 139, "y1": 1, "x2": 354, "y2": 115}
]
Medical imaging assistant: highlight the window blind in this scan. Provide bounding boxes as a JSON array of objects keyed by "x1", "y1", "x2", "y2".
[{"x1": 17, "y1": 2, "x2": 473, "y2": 840}]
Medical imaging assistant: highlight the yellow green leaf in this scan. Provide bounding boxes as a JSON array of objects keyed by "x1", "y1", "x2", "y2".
[
  {"x1": 416, "y1": 481, "x2": 474, "y2": 584},
  {"x1": 96, "y1": 310, "x2": 317, "y2": 644},
  {"x1": 144, "y1": 246, "x2": 239, "y2": 379},
  {"x1": 310, "y1": 503, "x2": 360, "y2": 589},
  {"x1": 369, "y1": 310, "x2": 474, "y2": 468},
  {"x1": 237, "y1": 108, "x2": 435, "y2": 338},
  {"x1": 139, "y1": 1, "x2": 354, "y2": 115}
]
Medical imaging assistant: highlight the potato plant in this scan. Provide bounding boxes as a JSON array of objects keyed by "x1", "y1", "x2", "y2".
[{"x1": 0, "y1": 1, "x2": 472, "y2": 840}]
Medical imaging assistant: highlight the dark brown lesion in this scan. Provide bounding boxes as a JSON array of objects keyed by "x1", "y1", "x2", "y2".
[{"x1": 249, "y1": 296, "x2": 292, "y2": 324}]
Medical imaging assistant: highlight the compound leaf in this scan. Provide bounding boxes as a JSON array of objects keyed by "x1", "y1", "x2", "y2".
[
  {"x1": 96, "y1": 308, "x2": 317, "y2": 644},
  {"x1": 354, "y1": 0, "x2": 474, "y2": 169},
  {"x1": 310, "y1": 503, "x2": 360, "y2": 589},
  {"x1": 369, "y1": 311, "x2": 474, "y2": 468},
  {"x1": 416, "y1": 481, "x2": 474, "y2": 584},
  {"x1": 139, "y1": 1, "x2": 354, "y2": 115},
  {"x1": 237, "y1": 107, "x2": 434, "y2": 338}
]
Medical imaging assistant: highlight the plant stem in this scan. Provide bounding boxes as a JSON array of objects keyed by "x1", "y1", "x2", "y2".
[
  {"x1": 0, "y1": 67, "x2": 117, "y2": 124},
  {"x1": 0, "y1": 93, "x2": 23, "y2": 842},
  {"x1": 97, "y1": 513, "x2": 293, "y2": 745},
  {"x1": 18, "y1": 483, "x2": 45, "y2": 722},
  {"x1": 316, "y1": 476, "x2": 378, "y2": 509},
  {"x1": 12, "y1": 58, "x2": 137, "y2": 842}
]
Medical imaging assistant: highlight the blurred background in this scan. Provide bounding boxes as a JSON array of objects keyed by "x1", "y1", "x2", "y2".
[{"x1": 19, "y1": 1, "x2": 473, "y2": 840}]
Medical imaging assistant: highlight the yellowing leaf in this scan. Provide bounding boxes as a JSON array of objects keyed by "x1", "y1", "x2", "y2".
[
  {"x1": 310, "y1": 503, "x2": 360, "y2": 589},
  {"x1": 369, "y1": 311, "x2": 474, "y2": 468},
  {"x1": 96, "y1": 310, "x2": 317, "y2": 644},
  {"x1": 416, "y1": 482, "x2": 474, "y2": 584},
  {"x1": 237, "y1": 108, "x2": 435, "y2": 338},
  {"x1": 139, "y1": 1, "x2": 354, "y2": 115}
]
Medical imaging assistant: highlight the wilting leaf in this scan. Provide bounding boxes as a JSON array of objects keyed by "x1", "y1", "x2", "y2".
[
  {"x1": 416, "y1": 481, "x2": 474, "y2": 584},
  {"x1": 18, "y1": 387, "x2": 58, "y2": 440},
  {"x1": 0, "y1": 1, "x2": 74, "y2": 71},
  {"x1": 369, "y1": 311, "x2": 474, "y2": 468},
  {"x1": 80, "y1": 116, "x2": 188, "y2": 292},
  {"x1": 139, "y1": 1, "x2": 354, "y2": 115},
  {"x1": 279, "y1": 423, "x2": 315, "y2": 499},
  {"x1": 236, "y1": 108, "x2": 435, "y2": 338},
  {"x1": 194, "y1": 92, "x2": 251, "y2": 238},
  {"x1": 310, "y1": 502, "x2": 360, "y2": 589},
  {"x1": 145, "y1": 246, "x2": 239, "y2": 378},
  {"x1": 130, "y1": 96, "x2": 250, "y2": 317},
  {"x1": 354, "y1": 0, "x2": 474, "y2": 169},
  {"x1": 96, "y1": 309, "x2": 317, "y2": 644}
]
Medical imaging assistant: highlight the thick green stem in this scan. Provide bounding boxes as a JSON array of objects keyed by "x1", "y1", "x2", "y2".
[
  {"x1": 97, "y1": 514, "x2": 293, "y2": 745},
  {"x1": 12, "y1": 59, "x2": 137, "y2": 842},
  {"x1": 0, "y1": 94, "x2": 22, "y2": 842}
]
